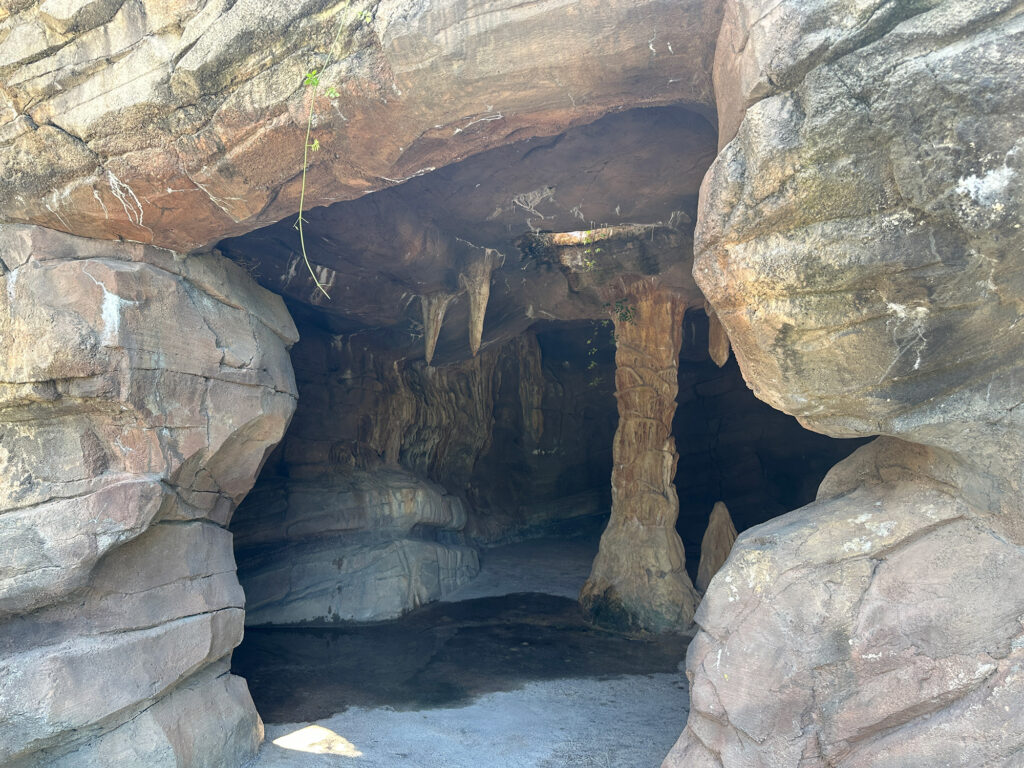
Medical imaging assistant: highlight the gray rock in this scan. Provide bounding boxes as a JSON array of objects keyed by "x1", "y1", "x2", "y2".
[
  {"x1": 234, "y1": 468, "x2": 480, "y2": 624},
  {"x1": 0, "y1": 225, "x2": 297, "y2": 766}
]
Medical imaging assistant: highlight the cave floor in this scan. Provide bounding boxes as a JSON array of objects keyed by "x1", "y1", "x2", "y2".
[{"x1": 241, "y1": 535, "x2": 692, "y2": 768}]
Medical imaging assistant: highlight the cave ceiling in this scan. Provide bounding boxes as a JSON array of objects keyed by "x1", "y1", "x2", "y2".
[{"x1": 219, "y1": 105, "x2": 717, "y2": 363}]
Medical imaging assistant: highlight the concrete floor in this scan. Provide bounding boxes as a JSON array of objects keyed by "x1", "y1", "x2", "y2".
[{"x1": 244, "y1": 535, "x2": 691, "y2": 768}]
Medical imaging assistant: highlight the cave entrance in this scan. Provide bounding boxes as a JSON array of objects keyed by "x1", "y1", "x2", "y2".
[{"x1": 216, "y1": 103, "x2": 866, "y2": 764}]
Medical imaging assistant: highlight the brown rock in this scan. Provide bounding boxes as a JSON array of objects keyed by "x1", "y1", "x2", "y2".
[
  {"x1": 665, "y1": 438, "x2": 1024, "y2": 767},
  {"x1": 580, "y1": 282, "x2": 700, "y2": 633},
  {"x1": 0, "y1": 0, "x2": 723, "y2": 250},
  {"x1": 695, "y1": 501, "x2": 737, "y2": 593},
  {"x1": 676, "y1": 1, "x2": 1024, "y2": 762},
  {"x1": 0, "y1": 225, "x2": 297, "y2": 766}
]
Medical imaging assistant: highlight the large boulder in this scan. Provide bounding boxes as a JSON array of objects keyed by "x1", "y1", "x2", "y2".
[
  {"x1": 670, "y1": 0, "x2": 1024, "y2": 764},
  {"x1": 0, "y1": 224, "x2": 298, "y2": 766},
  {"x1": 666, "y1": 438, "x2": 1024, "y2": 767}
]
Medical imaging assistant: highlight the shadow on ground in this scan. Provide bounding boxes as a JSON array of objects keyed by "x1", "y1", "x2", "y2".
[{"x1": 232, "y1": 593, "x2": 690, "y2": 723}]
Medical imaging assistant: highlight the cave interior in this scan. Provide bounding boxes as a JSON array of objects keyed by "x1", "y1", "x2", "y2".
[{"x1": 219, "y1": 104, "x2": 868, "y2": 721}]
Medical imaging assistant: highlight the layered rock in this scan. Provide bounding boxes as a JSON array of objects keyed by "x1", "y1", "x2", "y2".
[
  {"x1": 0, "y1": 0, "x2": 722, "y2": 251},
  {"x1": 233, "y1": 468, "x2": 479, "y2": 624},
  {"x1": 666, "y1": 439, "x2": 1024, "y2": 767},
  {"x1": 695, "y1": 501, "x2": 736, "y2": 593},
  {"x1": 0, "y1": 224, "x2": 297, "y2": 766},
  {"x1": 672, "y1": 1, "x2": 1024, "y2": 763},
  {"x1": 580, "y1": 283, "x2": 700, "y2": 633}
]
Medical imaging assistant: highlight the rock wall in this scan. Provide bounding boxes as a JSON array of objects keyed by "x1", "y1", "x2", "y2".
[
  {"x1": 229, "y1": 320, "x2": 619, "y2": 624},
  {"x1": 0, "y1": 225, "x2": 297, "y2": 767},
  {"x1": 669, "y1": 1, "x2": 1024, "y2": 764},
  {"x1": 234, "y1": 468, "x2": 479, "y2": 624}
]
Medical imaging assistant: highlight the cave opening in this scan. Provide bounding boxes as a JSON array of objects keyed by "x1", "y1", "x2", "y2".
[{"x1": 217, "y1": 104, "x2": 867, "y2": 763}]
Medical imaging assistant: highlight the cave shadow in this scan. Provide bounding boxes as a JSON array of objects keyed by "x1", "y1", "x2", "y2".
[{"x1": 232, "y1": 593, "x2": 689, "y2": 724}]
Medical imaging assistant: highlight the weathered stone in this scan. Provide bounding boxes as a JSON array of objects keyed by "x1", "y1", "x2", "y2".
[
  {"x1": 665, "y1": 438, "x2": 1024, "y2": 767},
  {"x1": 459, "y1": 248, "x2": 503, "y2": 357},
  {"x1": 421, "y1": 291, "x2": 457, "y2": 366},
  {"x1": 695, "y1": 501, "x2": 736, "y2": 593},
  {"x1": 581, "y1": 282, "x2": 700, "y2": 634},
  {"x1": 0, "y1": 0, "x2": 723, "y2": 250},
  {"x1": 704, "y1": 301, "x2": 730, "y2": 367},
  {"x1": 0, "y1": 224, "x2": 297, "y2": 766},
  {"x1": 233, "y1": 468, "x2": 479, "y2": 624},
  {"x1": 673, "y1": 1, "x2": 1024, "y2": 762}
]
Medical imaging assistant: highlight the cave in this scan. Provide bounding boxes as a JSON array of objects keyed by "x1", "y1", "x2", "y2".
[
  {"x1": 216, "y1": 113, "x2": 868, "y2": 754},
  {"x1": 4, "y1": 2, "x2": 1023, "y2": 767}
]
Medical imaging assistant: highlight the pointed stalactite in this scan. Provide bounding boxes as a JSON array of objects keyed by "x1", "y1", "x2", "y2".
[
  {"x1": 705, "y1": 300, "x2": 731, "y2": 367},
  {"x1": 696, "y1": 501, "x2": 738, "y2": 593},
  {"x1": 420, "y1": 292, "x2": 457, "y2": 365},
  {"x1": 459, "y1": 248, "x2": 503, "y2": 357}
]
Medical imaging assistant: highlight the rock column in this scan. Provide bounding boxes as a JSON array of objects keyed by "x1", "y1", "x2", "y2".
[{"x1": 580, "y1": 283, "x2": 699, "y2": 633}]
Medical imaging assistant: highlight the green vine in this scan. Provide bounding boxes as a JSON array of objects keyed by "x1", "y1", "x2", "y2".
[{"x1": 295, "y1": 8, "x2": 374, "y2": 299}]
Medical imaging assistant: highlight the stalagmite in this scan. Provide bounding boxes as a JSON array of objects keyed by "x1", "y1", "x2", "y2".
[
  {"x1": 705, "y1": 300, "x2": 730, "y2": 367},
  {"x1": 420, "y1": 292, "x2": 457, "y2": 365},
  {"x1": 459, "y1": 249, "x2": 504, "y2": 357},
  {"x1": 695, "y1": 501, "x2": 738, "y2": 593},
  {"x1": 580, "y1": 283, "x2": 700, "y2": 633}
]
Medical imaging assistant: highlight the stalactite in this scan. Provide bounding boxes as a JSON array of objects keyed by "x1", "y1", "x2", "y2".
[
  {"x1": 420, "y1": 292, "x2": 457, "y2": 365},
  {"x1": 705, "y1": 299, "x2": 730, "y2": 367},
  {"x1": 458, "y1": 248, "x2": 503, "y2": 357},
  {"x1": 696, "y1": 500, "x2": 738, "y2": 593}
]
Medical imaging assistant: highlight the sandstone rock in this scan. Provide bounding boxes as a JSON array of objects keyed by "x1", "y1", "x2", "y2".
[
  {"x1": 674, "y1": 2, "x2": 1024, "y2": 761},
  {"x1": 665, "y1": 438, "x2": 1024, "y2": 767},
  {"x1": 580, "y1": 282, "x2": 700, "y2": 634},
  {"x1": 695, "y1": 501, "x2": 737, "y2": 593},
  {"x1": 704, "y1": 301, "x2": 730, "y2": 367},
  {"x1": 0, "y1": 224, "x2": 297, "y2": 766},
  {"x1": 242, "y1": 537, "x2": 480, "y2": 625},
  {"x1": 459, "y1": 248, "x2": 503, "y2": 357},
  {"x1": 421, "y1": 291, "x2": 458, "y2": 366},
  {"x1": 233, "y1": 468, "x2": 479, "y2": 624},
  {"x1": 0, "y1": 0, "x2": 722, "y2": 250}
]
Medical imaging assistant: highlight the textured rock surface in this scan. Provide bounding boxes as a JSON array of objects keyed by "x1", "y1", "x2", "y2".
[
  {"x1": 0, "y1": 0, "x2": 722, "y2": 251},
  {"x1": 219, "y1": 106, "x2": 716, "y2": 361},
  {"x1": 666, "y1": 438, "x2": 1024, "y2": 767},
  {"x1": 234, "y1": 468, "x2": 479, "y2": 624},
  {"x1": 674, "y1": 0, "x2": 1024, "y2": 763},
  {"x1": 0, "y1": 224, "x2": 297, "y2": 766},
  {"x1": 581, "y1": 283, "x2": 700, "y2": 634},
  {"x1": 695, "y1": 501, "x2": 736, "y2": 593}
]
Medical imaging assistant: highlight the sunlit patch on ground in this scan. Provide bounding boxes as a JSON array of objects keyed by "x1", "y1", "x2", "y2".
[{"x1": 273, "y1": 725, "x2": 363, "y2": 757}]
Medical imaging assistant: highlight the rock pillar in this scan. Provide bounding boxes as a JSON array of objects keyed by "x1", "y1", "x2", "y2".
[{"x1": 580, "y1": 283, "x2": 699, "y2": 633}]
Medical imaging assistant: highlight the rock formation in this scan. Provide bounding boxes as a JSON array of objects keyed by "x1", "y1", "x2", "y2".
[
  {"x1": 667, "y1": 0, "x2": 1024, "y2": 764},
  {"x1": 234, "y1": 468, "x2": 478, "y2": 624},
  {"x1": 580, "y1": 283, "x2": 701, "y2": 634},
  {"x1": 0, "y1": 225, "x2": 297, "y2": 767},
  {"x1": 0, "y1": 0, "x2": 722, "y2": 251},
  {"x1": 695, "y1": 501, "x2": 736, "y2": 593},
  {"x1": 2, "y1": 0, "x2": 1022, "y2": 765},
  {"x1": 459, "y1": 248, "x2": 503, "y2": 357},
  {"x1": 420, "y1": 291, "x2": 458, "y2": 365},
  {"x1": 704, "y1": 301, "x2": 730, "y2": 367}
]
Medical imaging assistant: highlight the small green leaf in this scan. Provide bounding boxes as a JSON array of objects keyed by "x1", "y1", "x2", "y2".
[
  {"x1": 303, "y1": 70, "x2": 320, "y2": 87},
  {"x1": 325, "y1": 86, "x2": 340, "y2": 98},
  {"x1": 310, "y1": 138, "x2": 321, "y2": 151}
]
